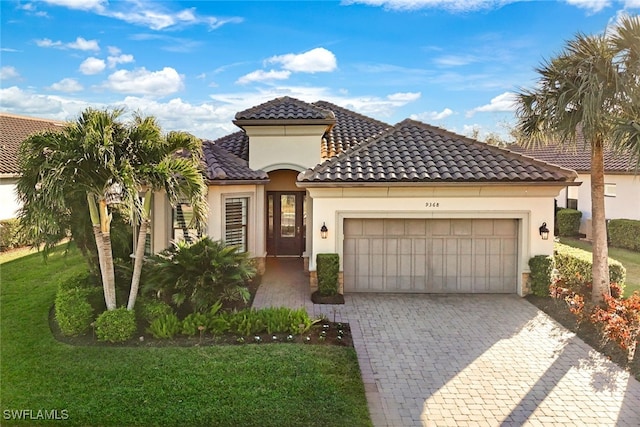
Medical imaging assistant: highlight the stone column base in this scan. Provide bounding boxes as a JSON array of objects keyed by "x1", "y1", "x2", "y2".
[
  {"x1": 521, "y1": 272, "x2": 530, "y2": 296},
  {"x1": 254, "y1": 257, "x2": 266, "y2": 276}
]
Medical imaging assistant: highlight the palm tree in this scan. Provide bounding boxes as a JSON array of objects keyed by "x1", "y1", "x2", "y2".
[
  {"x1": 515, "y1": 15, "x2": 640, "y2": 304},
  {"x1": 17, "y1": 108, "x2": 206, "y2": 310}
]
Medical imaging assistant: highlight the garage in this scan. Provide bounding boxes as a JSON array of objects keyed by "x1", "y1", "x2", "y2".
[{"x1": 343, "y1": 218, "x2": 518, "y2": 293}]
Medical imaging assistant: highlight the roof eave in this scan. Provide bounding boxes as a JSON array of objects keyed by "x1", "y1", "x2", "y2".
[
  {"x1": 296, "y1": 180, "x2": 581, "y2": 188},
  {"x1": 233, "y1": 118, "x2": 336, "y2": 127},
  {"x1": 206, "y1": 179, "x2": 270, "y2": 186}
]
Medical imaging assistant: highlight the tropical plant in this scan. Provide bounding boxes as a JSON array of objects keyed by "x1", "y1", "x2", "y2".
[
  {"x1": 17, "y1": 108, "x2": 207, "y2": 311},
  {"x1": 55, "y1": 287, "x2": 94, "y2": 336},
  {"x1": 515, "y1": 15, "x2": 640, "y2": 303},
  {"x1": 147, "y1": 313, "x2": 181, "y2": 339},
  {"x1": 142, "y1": 237, "x2": 256, "y2": 312},
  {"x1": 94, "y1": 307, "x2": 137, "y2": 343}
]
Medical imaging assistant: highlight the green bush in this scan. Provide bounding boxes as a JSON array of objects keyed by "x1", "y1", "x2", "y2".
[
  {"x1": 142, "y1": 237, "x2": 256, "y2": 312},
  {"x1": 148, "y1": 313, "x2": 181, "y2": 339},
  {"x1": 608, "y1": 219, "x2": 640, "y2": 252},
  {"x1": 556, "y1": 209, "x2": 582, "y2": 237},
  {"x1": 0, "y1": 218, "x2": 22, "y2": 251},
  {"x1": 55, "y1": 288, "x2": 94, "y2": 336},
  {"x1": 554, "y1": 242, "x2": 626, "y2": 288},
  {"x1": 317, "y1": 253, "x2": 340, "y2": 296},
  {"x1": 138, "y1": 298, "x2": 173, "y2": 323},
  {"x1": 95, "y1": 308, "x2": 137, "y2": 343},
  {"x1": 56, "y1": 271, "x2": 94, "y2": 292},
  {"x1": 181, "y1": 312, "x2": 209, "y2": 336},
  {"x1": 528, "y1": 255, "x2": 555, "y2": 297}
]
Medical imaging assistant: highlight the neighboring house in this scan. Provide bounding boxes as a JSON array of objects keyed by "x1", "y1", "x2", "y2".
[
  {"x1": 0, "y1": 112, "x2": 64, "y2": 220},
  {"x1": 149, "y1": 97, "x2": 578, "y2": 296},
  {"x1": 509, "y1": 142, "x2": 639, "y2": 239}
]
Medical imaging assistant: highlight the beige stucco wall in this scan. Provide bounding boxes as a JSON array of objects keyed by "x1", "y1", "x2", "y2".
[
  {"x1": 305, "y1": 185, "x2": 563, "y2": 296},
  {"x1": 0, "y1": 177, "x2": 20, "y2": 220},
  {"x1": 575, "y1": 173, "x2": 640, "y2": 236},
  {"x1": 245, "y1": 125, "x2": 328, "y2": 172}
]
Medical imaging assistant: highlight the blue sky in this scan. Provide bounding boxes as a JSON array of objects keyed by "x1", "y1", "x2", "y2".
[{"x1": 1, "y1": 0, "x2": 639, "y2": 141}]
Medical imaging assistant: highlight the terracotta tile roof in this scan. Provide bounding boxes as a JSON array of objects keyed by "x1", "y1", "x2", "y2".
[
  {"x1": 0, "y1": 112, "x2": 64, "y2": 175},
  {"x1": 312, "y1": 101, "x2": 390, "y2": 159},
  {"x1": 298, "y1": 119, "x2": 577, "y2": 184},
  {"x1": 508, "y1": 141, "x2": 637, "y2": 173},
  {"x1": 234, "y1": 96, "x2": 335, "y2": 124},
  {"x1": 202, "y1": 141, "x2": 268, "y2": 182}
]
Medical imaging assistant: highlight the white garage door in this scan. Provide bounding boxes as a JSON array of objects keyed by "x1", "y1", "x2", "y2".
[{"x1": 343, "y1": 218, "x2": 518, "y2": 293}]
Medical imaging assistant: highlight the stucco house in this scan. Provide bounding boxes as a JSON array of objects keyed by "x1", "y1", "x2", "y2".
[
  {"x1": 148, "y1": 97, "x2": 578, "y2": 296},
  {"x1": 509, "y1": 142, "x2": 639, "y2": 239},
  {"x1": 0, "y1": 112, "x2": 65, "y2": 220}
]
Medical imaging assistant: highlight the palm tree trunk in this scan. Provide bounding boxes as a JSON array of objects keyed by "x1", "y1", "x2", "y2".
[
  {"x1": 92, "y1": 225, "x2": 111, "y2": 306},
  {"x1": 127, "y1": 219, "x2": 148, "y2": 310},
  {"x1": 591, "y1": 140, "x2": 611, "y2": 304},
  {"x1": 101, "y1": 232, "x2": 117, "y2": 310}
]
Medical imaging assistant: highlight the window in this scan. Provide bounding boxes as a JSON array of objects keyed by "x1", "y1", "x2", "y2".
[
  {"x1": 225, "y1": 197, "x2": 248, "y2": 252},
  {"x1": 604, "y1": 183, "x2": 616, "y2": 197},
  {"x1": 172, "y1": 202, "x2": 199, "y2": 243}
]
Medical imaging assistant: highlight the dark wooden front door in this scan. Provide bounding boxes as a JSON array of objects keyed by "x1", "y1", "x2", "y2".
[{"x1": 267, "y1": 191, "x2": 305, "y2": 256}]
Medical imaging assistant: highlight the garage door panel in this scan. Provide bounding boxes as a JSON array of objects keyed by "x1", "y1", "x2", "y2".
[{"x1": 343, "y1": 218, "x2": 518, "y2": 293}]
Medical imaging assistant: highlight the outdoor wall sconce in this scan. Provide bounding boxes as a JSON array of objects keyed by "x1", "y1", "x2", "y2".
[
  {"x1": 539, "y1": 222, "x2": 550, "y2": 240},
  {"x1": 320, "y1": 222, "x2": 328, "y2": 239}
]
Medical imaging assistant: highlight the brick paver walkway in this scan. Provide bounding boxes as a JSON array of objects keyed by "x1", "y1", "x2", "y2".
[{"x1": 253, "y1": 258, "x2": 640, "y2": 426}]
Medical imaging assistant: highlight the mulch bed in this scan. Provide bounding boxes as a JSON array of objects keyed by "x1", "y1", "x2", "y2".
[{"x1": 526, "y1": 295, "x2": 639, "y2": 382}]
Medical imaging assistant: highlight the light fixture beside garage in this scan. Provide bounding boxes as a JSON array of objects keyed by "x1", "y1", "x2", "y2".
[
  {"x1": 320, "y1": 222, "x2": 328, "y2": 239},
  {"x1": 539, "y1": 222, "x2": 550, "y2": 240}
]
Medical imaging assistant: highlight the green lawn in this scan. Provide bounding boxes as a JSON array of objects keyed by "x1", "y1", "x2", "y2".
[
  {"x1": 0, "y1": 247, "x2": 371, "y2": 427},
  {"x1": 558, "y1": 238, "x2": 640, "y2": 297}
]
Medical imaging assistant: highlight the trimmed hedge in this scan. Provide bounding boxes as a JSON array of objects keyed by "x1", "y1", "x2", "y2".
[
  {"x1": 95, "y1": 308, "x2": 137, "y2": 343},
  {"x1": 0, "y1": 218, "x2": 21, "y2": 251},
  {"x1": 554, "y1": 242, "x2": 626, "y2": 286},
  {"x1": 608, "y1": 219, "x2": 640, "y2": 252},
  {"x1": 528, "y1": 255, "x2": 554, "y2": 297},
  {"x1": 316, "y1": 253, "x2": 340, "y2": 296},
  {"x1": 556, "y1": 209, "x2": 582, "y2": 237}
]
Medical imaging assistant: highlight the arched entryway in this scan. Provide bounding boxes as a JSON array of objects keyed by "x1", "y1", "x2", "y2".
[{"x1": 265, "y1": 170, "x2": 306, "y2": 256}]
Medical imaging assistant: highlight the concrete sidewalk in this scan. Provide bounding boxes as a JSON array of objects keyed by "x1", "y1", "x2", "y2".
[{"x1": 252, "y1": 258, "x2": 640, "y2": 426}]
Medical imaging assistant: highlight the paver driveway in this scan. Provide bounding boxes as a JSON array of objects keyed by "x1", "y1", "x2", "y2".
[
  {"x1": 252, "y1": 260, "x2": 640, "y2": 426},
  {"x1": 339, "y1": 294, "x2": 640, "y2": 427}
]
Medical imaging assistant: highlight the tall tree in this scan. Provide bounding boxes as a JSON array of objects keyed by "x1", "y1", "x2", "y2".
[
  {"x1": 17, "y1": 108, "x2": 206, "y2": 310},
  {"x1": 516, "y1": 15, "x2": 640, "y2": 304}
]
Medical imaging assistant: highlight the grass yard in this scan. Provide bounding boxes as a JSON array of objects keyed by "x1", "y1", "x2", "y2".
[
  {"x1": 0, "y1": 246, "x2": 372, "y2": 427},
  {"x1": 558, "y1": 238, "x2": 640, "y2": 297}
]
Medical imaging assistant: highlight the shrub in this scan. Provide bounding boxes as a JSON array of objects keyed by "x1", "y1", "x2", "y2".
[
  {"x1": 528, "y1": 255, "x2": 554, "y2": 296},
  {"x1": 56, "y1": 271, "x2": 94, "y2": 292},
  {"x1": 181, "y1": 312, "x2": 209, "y2": 336},
  {"x1": 554, "y1": 243, "x2": 626, "y2": 291},
  {"x1": 0, "y1": 218, "x2": 22, "y2": 251},
  {"x1": 148, "y1": 313, "x2": 181, "y2": 339},
  {"x1": 55, "y1": 288, "x2": 94, "y2": 336},
  {"x1": 608, "y1": 219, "x2": 640, "y2": 252},
  {"x1": 138, "y1": 298, "x2": 173, "y2": 324},
  {"x1": 317, "y1": 253, "x2": 340, "y2": 296},
  {"x1": 95, "y1": 308, "x2": 136, "y2": 343},
  {"x1": 591, "y1": 293, "x2": 640, "y2": 363},
  {"x1": 142, "y1": 237, "x2": 256, "y2": 312},
  {"x1": 556, "y1": 209, "x2": 582, "y2": 237}
]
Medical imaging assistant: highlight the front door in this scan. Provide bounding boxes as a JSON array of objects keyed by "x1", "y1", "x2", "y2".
[{"x1": 267, "y1": 191, "x2": 305, "y2": 256}]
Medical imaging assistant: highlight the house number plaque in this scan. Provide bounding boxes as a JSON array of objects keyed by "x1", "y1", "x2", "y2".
[{"x1": 425, "y1": 202, "x2": 440, "y2": 208}]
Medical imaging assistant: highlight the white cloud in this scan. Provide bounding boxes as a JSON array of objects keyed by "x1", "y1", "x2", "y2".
[
  {"x1": 565, "y1": 0, "x2": 611, "y2": 13},
  {"x1": 267, "y1": 48, "x2": 337, "y2": 73},
  {"x1": 343, "y1": 0, "x2": 517, "y2": 12},
  {"x1": 103, "y1": 67, "x2": 184, "y2": 96},
  {"x1": 466, "y1": 91, "x2": 517, "y2": 117},
  {"x1": 48, "y1": 78, "x2": 83, "y2": 92},
  {"x1": 79, "y1": 57, "x2": 106, "y2": 75},
  {"x1": 0, "y1": 66, "x2": 20, "y2": 80},
  {"x1": 624, "y1": 0, "x2": 640, "y2": 7},
  {"x1": 0, "y1": 86, "x2": 90, "y2": 118},
  {"x1": 107, "y1": 54, "x2": 134, "y2": 68},
  {"x1": 411, "y1": 108, "x2": 454, "y2": 122},
  {"x1": 434, "y1": 54, "x2": 479, "y2": 67},
  {"x1": 43, "y1": 0, "x2": 243, "y2": 30},
  {"x1": 36, "y1": 36, "x2": 100, "y2": 51},
  {"x1": 387, "y1": 92, "x2": 421, "y2": 103},
  {"x1": 236, "y1": 69, "x2": 291, "y2": 85},
  {"x1": 42, "y1": 0, "x2": 106, "y2": 11}
]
